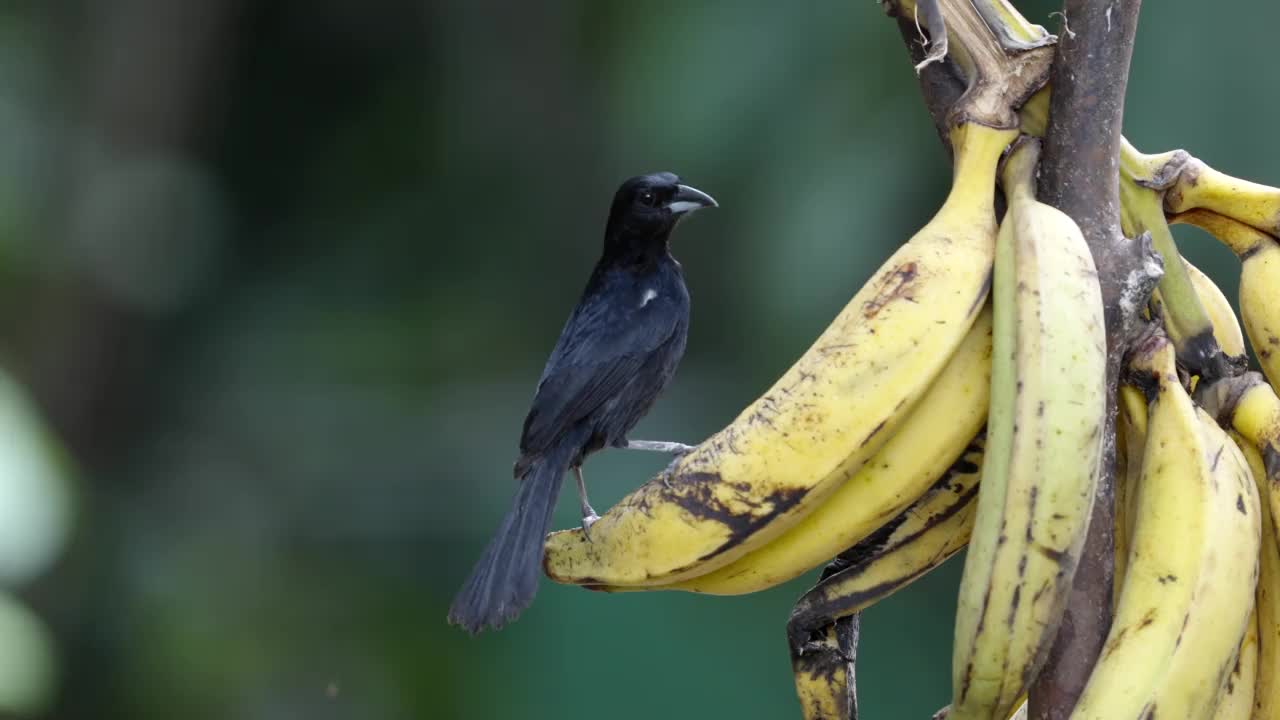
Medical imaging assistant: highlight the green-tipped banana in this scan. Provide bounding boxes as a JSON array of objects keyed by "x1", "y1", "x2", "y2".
[
  {"x1": 1179, "y1": 257, "x2": 1248, "y2": 366},
  {"x1": 785, "y1": 435, "x2": 983, "y2": 641},
  {"x1": 950, "y1": 138, "x2": 1107, "y2": 720},
  {"x1": 1174, "y1": 209, "x2": 1280, "y2": 395},
  {"x1": 1071, "y1": 338, "x2": 1260, "y2": 720},
  {"x1": 542, "y1": 123, "x2": 1015, "y2": 588},
  {"x1": 1121, "y1": 140, "x2": 1226, "y2": 378}
]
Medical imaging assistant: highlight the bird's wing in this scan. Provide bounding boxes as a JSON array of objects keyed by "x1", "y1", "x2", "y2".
[{"x1": 519, "y1": 286, "x2": 680, "y2": 457}]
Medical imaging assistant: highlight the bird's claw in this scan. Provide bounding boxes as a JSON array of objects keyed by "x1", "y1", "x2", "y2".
[
  {"x1": 581, "y1": 511, "x2": 601, "y2": 541},
  {"x1": 658, "y1": 448, "x2": 693, "y2": 489}
]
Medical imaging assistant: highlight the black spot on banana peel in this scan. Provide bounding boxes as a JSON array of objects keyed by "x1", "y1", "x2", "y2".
[
  {"x1": 667, "y1": 473, "x2": 809, "y2": 562},
  {"x1": 547, "y1": 473, "x2": 808, "y2": 584},
  {"x1": 861, "y1": 262, "x2": 919, "y2": 319},
  {"x1": 638, "y1": 311, "x2": 994, "y2": 597}
]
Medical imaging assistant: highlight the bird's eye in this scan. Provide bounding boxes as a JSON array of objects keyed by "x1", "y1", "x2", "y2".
[{"x1": 638, "y1": 190, "x2": 656, "y2": 206}]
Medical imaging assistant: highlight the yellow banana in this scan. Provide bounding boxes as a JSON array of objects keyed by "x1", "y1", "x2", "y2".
[
  {"x1": 1071, "y1": 338, "x2": 1260, "y2": 720},
  {"x1": 1165, "y1": 159, "x2": 1280, "y2": 240},
  {"x1": 655, "y1": 307, "x2": 991, "y2": 595},
  {"x1": 790, "y1": 614, "x2": 859, "y2": 720},
  {"x1": 785, "y1": 436, "x2": 983, "y2": 642},
  {"x1": 1152, "y1": 409, "x2": 1259, "y2": 719},
  {"x1": 950, "y1": 138, "x2": 1107, "y2": 720},
  {"x1": 1233, "y1": 435, "x2": 1277, "y2": 720},
  {"x1": 542, "y1": 123, "x2": 1016, "y2": 587},
  {"x1": 1173, "y1": 209, "x2": 1280, "y2": 394},
  {"x1": 1211, "y1": 376, "x2": 1280, "y2": 559}
]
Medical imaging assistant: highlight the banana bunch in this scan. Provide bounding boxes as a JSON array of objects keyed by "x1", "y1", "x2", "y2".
[
  {"x1": 524, "y1": 2, "x2": 1280, "y2": 717},
  {"x1": 1072, "y1": 337, "x2": 1261, "y2": 719}
]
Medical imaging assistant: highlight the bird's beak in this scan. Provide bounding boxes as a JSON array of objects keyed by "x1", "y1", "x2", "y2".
[{"x1": 666, "y1": 184, "x2": 718, "y2": 215}]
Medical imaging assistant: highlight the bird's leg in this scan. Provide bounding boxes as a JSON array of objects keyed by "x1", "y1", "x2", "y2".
[
  {"x1": 623, "y1": 439, "x2": 696, "y2": 489},
  {"x1": 574, "y1": 466, "x2": 600, "y2": 538},
  {"x1": 623, "y1": 440, "x2": 696, "y2": 454}
]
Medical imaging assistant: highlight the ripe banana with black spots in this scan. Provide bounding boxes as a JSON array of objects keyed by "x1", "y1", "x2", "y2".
[
  {"x1": 636, "y1": 308, "x2": 991, "y2": 596},
  {"x1": 542, "y1": 123, "x2": 1016, "y2": 588},
  {"x1": 1071, "y1": 338, "x2": 1260, "y2": 720},
  {"x1": 1173, "y1": 209, "x2": 1280, "y2": 395},
  {"x1": 785, "y1": 435, "x2": 983, "y2": 643},
  {"x1": 949, "y1": 137, "x2": 1107, "y2": 720},
  {"x1": 790, "y1": 614, "x2": 860, "y2": 720}
]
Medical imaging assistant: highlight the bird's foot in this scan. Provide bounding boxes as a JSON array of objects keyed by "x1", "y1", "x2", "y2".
[
  {"x1": 658, "y1": 447, "x2": 694, "y2": 489},
  {"x1": 581, "y1": 511, "x2": 601, "y2": 540},
  {"x1": 624, "y1": 439, "x2": 696, "y2": 455}
]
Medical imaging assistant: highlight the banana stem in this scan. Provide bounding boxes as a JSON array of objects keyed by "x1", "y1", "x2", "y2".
[
  {"x1": 998, "y1": 137, "x2": 1040, "y2": 205},
  {"x1": 885, "y1": 0, "x2": 1053, "y2": 128},
  {"x1": 970, "y1": 0, "x2": 1055, "y2": 51}
]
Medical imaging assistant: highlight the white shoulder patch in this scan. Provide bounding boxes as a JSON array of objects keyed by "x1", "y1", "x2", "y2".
[{"x1": 640, "y1": 288, "x2": 658, "y2": 308}]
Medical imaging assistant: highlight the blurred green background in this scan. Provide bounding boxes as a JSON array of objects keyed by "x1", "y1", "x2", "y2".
[{"x1": 0, "y1": 1, "x2": 1276, "y2": 718}]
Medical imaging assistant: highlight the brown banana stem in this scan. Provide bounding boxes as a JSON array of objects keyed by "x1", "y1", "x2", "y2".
[{"x1": 1031, "y1": 2, "x2": 1153, "y2": 720}]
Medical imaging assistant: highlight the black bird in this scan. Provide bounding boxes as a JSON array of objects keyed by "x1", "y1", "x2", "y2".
[{"x1": 448, "y1": 172, "x2": 717, "y2": 634}]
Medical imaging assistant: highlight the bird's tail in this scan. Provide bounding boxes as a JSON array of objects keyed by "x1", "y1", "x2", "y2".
[{"x1": 447, "y1": 446, "x2": 571, "y2": 633}]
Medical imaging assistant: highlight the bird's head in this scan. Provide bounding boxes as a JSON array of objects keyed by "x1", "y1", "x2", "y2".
[{"x1": 604, "y1": 172, "x2": 717, "y2": 253}]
